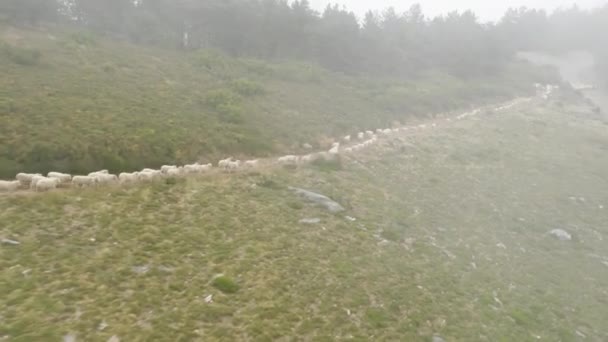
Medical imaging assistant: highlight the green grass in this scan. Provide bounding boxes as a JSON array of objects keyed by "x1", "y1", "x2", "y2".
[
  {"x1": 0, "y1": 25, "x2": 558, "y2": 178},
  {"x1": 1, "y1": 92, "x2": 607, "y2": 340},
  {"x1": 211, "y1": 276, "x2": 240, "y2": 294}
]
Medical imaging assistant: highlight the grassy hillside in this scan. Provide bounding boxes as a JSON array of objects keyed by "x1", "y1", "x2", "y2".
[
  {"x1": 0, "y1": 25, "x2": 558, "y2": 178},
  {"x1": 1, "y1": 92, "x2": 607, "y2": 340}
]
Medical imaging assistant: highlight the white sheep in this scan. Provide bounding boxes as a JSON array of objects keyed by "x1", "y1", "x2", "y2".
[
  {"x1": 328, "y1": 145, "x2": 340, "y2": 155},
  {"x1": 302, "y1": 143, "x2": 313, "y2": 150},
  {"x1": 88, "y1": 170, "x2": 108, "y2": 177},
  {"x1": 30, "y1": 175, "x2": 49, "y2": 190},
  {"x1": 139, "y1": 170, "x2": 161, "y2": 180},
  {"x1": 357, "y1": 132, "x2": 365, "y2": 140},
  {"x1": 95, "y1": 174, "x2": 118, "y2": 185},
  {"x1": 278, "y1": 155, "x2": 299, "y2": 165},
  {"x1": 218, "y1": 157, "x2": 234, "y2": 169},
  {"x1": 16, "y1": 173, "x2": 42, "y2": 186},
  {"x1": 382, "y1": 129, "x2": 392, "y2": 135},
  {"x1": 365, "y1": 130, "x2": 374, "y2": 138},
  {"x1": 226, "y1": 160, "x2": 241, "y2": 172},
  {"x1": 141, "y1": 168, "x2": 157, "y2": 173},
  {"x1": 183, "y1": 164, "x2": 199, "y2": 173},
  {"x1": 0, "y1": 180, "x2": 20, "y2": 192},
  {"x1": 344, "y1": 147, "x2": 353, "y2": 153},
  {"x1": 161, "y1": 165, "x2": 177, "y2": 173},
  {"x1": 375, "y1": 129, "x2": 383, "y2": 134},
  {"x1": 343, "y1": 135, "x2": 351, "y2": 142},
  {"x1": 72, "y1": 176, "x2": 98, "y2": 187},
  {"x1": 331, "y1": 142, "x2": 340, "y2": 149},
  {"x1": 299, "y1": 154, "x2": 315, "y2": 164},
  {"x1": 47, "y1": 172, "x2": 72, "y2": 183},
  {"x1": 244, "y1": 160, "x2": 259, "y2": 168},
  {"x1": 35, "y1": 178, "x2": 61, "y2": 192},
  {"x1": 198, "y1": 163, "x2": 213, "y2": 172},
  {"x1": 119, "y1": 172, "x2": 139, "y2": 183},
  {"x1": 166, "y1": 167, "x2": 183, "y2": 177}
]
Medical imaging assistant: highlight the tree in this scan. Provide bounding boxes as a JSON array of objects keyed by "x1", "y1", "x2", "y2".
[{"x1": 0, "y1": 0, "x2": 59, "y2": 25}]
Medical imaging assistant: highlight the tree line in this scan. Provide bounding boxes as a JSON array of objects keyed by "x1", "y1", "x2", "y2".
[{"x1": 1, "y1": 0, "x2": 607, "y2": 80}]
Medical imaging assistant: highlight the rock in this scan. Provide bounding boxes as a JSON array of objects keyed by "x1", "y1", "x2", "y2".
[
  {"x1": 299, "y1": 218, "x2": 321, "y2": 225},
  {"x1": 344, "y1": 216, "x2": 356, "y2": 222},
  {"x1": 107, "y1": 336, "x2": 120, "y2": 342},
  {"x1": 204, "y1": 294, "x2": 213, "y2": 303},
  {"x1": 63, "y1": 334, "x2": 76, "y2": 342},
  {"x1": 98, "y1": 320, "x2": 108, "y2": 331},
  {"x1": 288, "y1": 187, "x2": 345, "y2": 213},
  {"x1": 132, "y1": 265, "x2": 150, "y2": 274},
  {"x1": 433, "y1": 335, "x2": 447, "y2": 342},
  {"x1": 1, "y1": 238, "x2": 20, "y2": 246},
  {"x1": 549, "y1": 229, "x2": 572, "y2": 241}
]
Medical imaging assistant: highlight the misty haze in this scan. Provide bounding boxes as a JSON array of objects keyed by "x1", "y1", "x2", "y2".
[{"x1": 0, "y1": 1, "x2": 607, "y2": 341}]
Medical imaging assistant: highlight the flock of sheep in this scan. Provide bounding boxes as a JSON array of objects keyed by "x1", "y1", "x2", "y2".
[{"x1": 0, "y1": 86, "x2": 555, "y2": 194}]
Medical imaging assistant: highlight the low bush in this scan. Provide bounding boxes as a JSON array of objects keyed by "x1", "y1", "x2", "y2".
[
  {"x1": 212, "y1": 276, "x2": 239, "y2": 294},
  {"x1": 0, "y1": 43, "x2": 41, "y2": 66}
]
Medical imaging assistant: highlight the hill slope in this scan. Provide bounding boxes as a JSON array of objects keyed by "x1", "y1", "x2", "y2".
[
  {"x1": 1, "y1": 91, "x2": 607, "y2": 341},
  {"x1": 0, "y1": 25, "x2": 557, "y2": 178}
]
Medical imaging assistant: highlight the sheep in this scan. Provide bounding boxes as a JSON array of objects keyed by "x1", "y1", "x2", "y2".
[
  {"x1": 184, "y1": 163, "x2": 212, "y2": 174},
  {"x1": 35, "y1": 178, "x2": 61, "y2": 192},
  {"x1": 30, "y1": 175, "x2": 49, "y2": 190},
  {"x1": 88, "y1": 170, "x2": 109, "y2": 177},
  {"x1": 302, "y1": 143, "x2": 313, "y2": 150},
  {"x1": 141, "y1": 168, "x2": 157, "y2": 173},
  {"x1": 331, "y1": 142, "x2": 340, "y2": 149},
  {"x1": 95, "y1": 174, "x2": 118, "y2": 185},
  {"x1": 140, "y1": 170, "x2": 162, "y2": 180},
  {"x1": 244, "y1": 160, "x2": 259, "y2": 168},
  {"x1": 382, "y1": 129, "x2": 392, "y2": 135},
  {"x1": 218, "y1": 157, "x2": 234, "y2": 169},
  {"x1": 198, "y1": 163, "x2": 213, "y2": 172},
  {"x1": 365, "y1": 130, "x2": 374, "y2": 138},
  {"x1": 375, "y1": 129, "x2": 383, "y2": 134},
  {"x1": 299, "y1": 154, "x2": 315, "y2": 164},
  {"x1": 16, "y1": 173, "x2": 42, "y2": 186},
  {"x1": 328, "y1": 145, "x2": 340, "y2": 155},
  {"x1": 343, "y1": 135, "x2": 351, "y2": 142},
  {"x1": 344, "y1": 147, "x2": 353, "y2": 153},
  {"x1": 226, "y1": 160, "x2": 241, "y2": 173},
  {"x1": 47, "y1": 172, "x2": 72, "y2": 183},
  {"x1": 161, "y1": 165, "x2": 177, "y2": 173},
  {"x1": 119, "y1": 172, "x2": 139, "y2": 183},
  {"x1": 0, "y1": 180, "x2": 20, "y2": 192},
  {"x1": 72, "y1": 176, "x2": 98, "y2": 187},
  {"x1": 183, "y1": 164, "x2": 199, "y2": 174},
  {"x1": 166, "y1": 167, "x2": 184, "y2": 177},
  {"x1": 278, "y1": 155, "x2": 299, "y2": 165}
]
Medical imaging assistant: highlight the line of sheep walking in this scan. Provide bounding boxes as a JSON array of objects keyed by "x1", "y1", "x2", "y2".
[{"x1": 0, "y1": 88, "x2": 554, "y2": 194}]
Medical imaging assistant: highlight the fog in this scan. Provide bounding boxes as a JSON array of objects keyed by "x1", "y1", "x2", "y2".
[
  {"x1": 1, "y1": 1, "x2": 608, "y2": 340},
  {"x1": 308, "y1": 0, "x2": 607, "y2": 21}
]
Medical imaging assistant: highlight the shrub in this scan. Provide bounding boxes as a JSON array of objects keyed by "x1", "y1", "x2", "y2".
[
  {"x1": 70, "y1": 32, "x2": 97, "y2": 46},
  {"x1": 212, "y1": 276, "x2": 239, "y2": 294},
  {"x1": 0, "y1": 43, "x2": 41, "y2": 66},
  {"x1": 311, "y1": 156, "x2": 342, "y2": 172},
  {"x1": 230, "y1": 78, "x2": 265, "y2": 96},
  {"x1": 205, "y1": 89, "x2": 244, "y2": 123}
]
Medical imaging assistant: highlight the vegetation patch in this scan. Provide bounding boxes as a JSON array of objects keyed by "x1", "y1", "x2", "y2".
[{"x1": 212, "y1": 276, "x2": 240, "y2": 294}]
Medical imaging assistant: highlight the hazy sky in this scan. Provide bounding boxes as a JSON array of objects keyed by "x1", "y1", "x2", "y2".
[{"x1": 307, "y1": 0, "x2": 607, "y2": 22}]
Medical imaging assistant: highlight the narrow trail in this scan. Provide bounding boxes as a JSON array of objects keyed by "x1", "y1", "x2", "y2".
[{"x1": 1, "y1": 94, "x2": 539, "y2": 197}]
